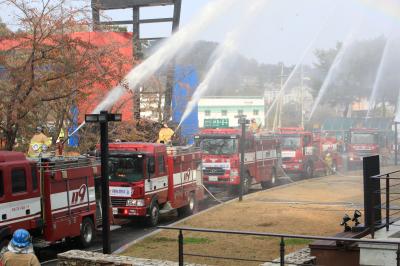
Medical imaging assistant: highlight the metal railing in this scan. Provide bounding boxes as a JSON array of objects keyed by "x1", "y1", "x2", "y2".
[
  {"x1": 370, "y1": 170, "x2": 400, "y2": 236},
  {"x1": 159, "y1": 226, "x2": 400, "y2": 266},
  {"x1": 33, "y1": 156, "x2": 100, "y2": 172}
]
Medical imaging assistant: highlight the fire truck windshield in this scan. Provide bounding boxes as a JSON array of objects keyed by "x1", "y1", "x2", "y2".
[
  {"x1": 351, "y1": 133, "x2": 377, "y2": 145},
  {"x1": 108, "y1": 156, "x2": 144, "y2": 182},
  {"x1": 200, "y1": 138, "x2": 238, "y2": 155},
  {"x1": 281, "y1": 136, "x2": 301, "y2": 150}
]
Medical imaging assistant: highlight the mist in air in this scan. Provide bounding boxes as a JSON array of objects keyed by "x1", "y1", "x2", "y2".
[{"x1": 75, "y1": 0, "x2": 400, "y2": 137}]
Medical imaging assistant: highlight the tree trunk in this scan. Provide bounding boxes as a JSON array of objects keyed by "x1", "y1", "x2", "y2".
[{"x1": 5, "y1": 127, "x2": 17, "y2": 151}]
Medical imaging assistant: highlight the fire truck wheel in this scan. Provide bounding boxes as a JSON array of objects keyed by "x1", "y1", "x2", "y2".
[
  {"x1": 331, "y1": 161, "x2": 337, "y2": 173},
  {"x1": 147, "y1": 202, "x2": 160, "y2": 227},
  {"x1": 79, "y1": 217, "x2": 95, "y2": 248},
  {"x1": 242, "y1": 173, "x2": 251, "y2": 195},
  {"x1": 261, "y1": 169, "x2": 277, "y2": 189},
  {"x1": 178, "y1": 192, "x2": 196, "y2": 216},
  {"x1": 305, "y1": 163, "x2": 314, "y2": 178}
]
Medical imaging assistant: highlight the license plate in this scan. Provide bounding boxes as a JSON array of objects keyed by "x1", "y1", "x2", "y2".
[
  {"x1": 282, "y1": 165, "x2": 287, "y2": 169},
  {"x1": 112, "y1": 208, "x2": 118, "y2": 215},
  {"x1": 208, "y1": 176, "x2": 218, "y2": 182}
]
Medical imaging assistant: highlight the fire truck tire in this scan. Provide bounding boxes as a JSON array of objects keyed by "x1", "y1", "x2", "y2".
[
  {"x1": 261, "y1": 169, "x2": 277, "y2": 189},
  {"x1": 331, "y1": 161, "x2": 337, "y2": 173},
  {"x1": 305, "y1": 163, "x2": 314, "y2": 178},
  {"x1": 178, "y1": 192, "x2": 196, "y2": 216},
  {"x1": 78, "y1": 217, "x2": 95, "y2": 248},
  {"x1": 242, "y1": 173, "x2": 251, "y2": 195},
  {"x1": 147, "y1": 202, "x2": 160, "y2": 227}
]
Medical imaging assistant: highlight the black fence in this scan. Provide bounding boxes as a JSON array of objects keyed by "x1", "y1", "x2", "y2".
[
  {"x1": 363, "y1": 155, "x2": 400, "y2": 238},
  {"x1": 158, "y1": 226, "x2": 400, "y2": 266},
  {"x1": 369, "y1": 169, "x2": 400, "y2": 236}
]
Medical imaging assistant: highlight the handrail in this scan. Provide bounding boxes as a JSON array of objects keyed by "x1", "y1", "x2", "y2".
[
  {"x1": 158, "y1": 226, "x2": 400, "y2": 266},
  {"x1": 158, "y1": 226, "x2": 400, "y2": 244},
  {"x1": 371, "y1": 170, "x2": 400, "y2": 179},
  {"x1": 367, "y1": 168, "x2": 400, "y2": 235}
]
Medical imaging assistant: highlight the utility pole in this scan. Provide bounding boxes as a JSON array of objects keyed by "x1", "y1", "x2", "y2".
[
  {"x1": 395, "y1": 122, "x2": 398, "y2": 166},
  {"x1": 300, "y1": 65, "x2": 304, "y2": 128},
  {"x1": 273, "y1": 64, "x2": 285, "y2": 131}
]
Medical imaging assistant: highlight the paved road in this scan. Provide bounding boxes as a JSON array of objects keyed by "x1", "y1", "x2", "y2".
[
  {"x1": 38, "y1": 184, "x2": 275, "y2": 265},
  {"x1": 39, "y1": 198, "x2": 223, "y2": 265}
]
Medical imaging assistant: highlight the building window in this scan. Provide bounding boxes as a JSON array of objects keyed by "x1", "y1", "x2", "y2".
[
  {"x1": 238, "y1": 110, "x2": 243, "y2": 115},
  {"x1": 205, "y1": 110, "x2": 211, "y2": 116},
  {"x1": 221, "y1": 110, "x2": 227, "y2": 116},
  {"x1": 253, "y1": 109, "x2": 259, "y2": 116},
  {"x1": 12, "y1": 169, "x2": 27, "y2": 194}
]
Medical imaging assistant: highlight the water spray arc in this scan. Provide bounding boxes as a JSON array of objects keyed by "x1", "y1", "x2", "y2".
[
  {"x1": 265, "y1": 6, "x2": 337, "y2": 126},
  {"x1": 366, "y1": 34, "x2": 393, "y2": 119},
  {"x1": 68, "y1": 0, "x2": 241, "y2": 138},
  {"x1": 178, "y1": 0, "x2": 272, "y2": 129},
  {"x1": 308, "y1": 15, "x2": 364, "y2": 120}
]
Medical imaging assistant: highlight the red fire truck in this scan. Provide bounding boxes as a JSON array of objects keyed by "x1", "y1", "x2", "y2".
[
  {"x1": 107, "y1": 143, "x2": 204, "y2": 226},
  {"x1": 278, "y1": 128, "x2": 340, "y2": 178},
  {"x1": 195, "y1": 128, "x2": 281, "y2": 194},
  {"x1": 0, "y1": 151, "x2": 101, "y2": 249},
  {"x1": 346, "y1": 128, "x2": 381, "y2": 169}
]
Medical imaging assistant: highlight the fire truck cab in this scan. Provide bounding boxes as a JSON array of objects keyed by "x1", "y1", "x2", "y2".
[
  {"x1": 279, "y1": 128, "x2": 334, "y2": 178},
  {"x1": 346, "y1": 128, "x2": 380, "y2": 168},
  {"x1": 195, "y1": 128, "x2": 281, "y2": 194},
  {"x1": 108, "y1": 142, "x2": 203, "y2": 226},
  {"x1": 0, "y1": 151, "x2": 100, "y2": 249}
]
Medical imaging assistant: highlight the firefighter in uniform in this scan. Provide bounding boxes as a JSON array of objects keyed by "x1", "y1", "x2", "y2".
[
  {"x1": 157, "y1": 123, "x2": 174, "y2": 145},
  {"x1": 250, "y1": 118, "x2": 260, "y2": 133},
  {"x1": 27, "y1": 126, "x2": 51, "y2": 157},
  {"x1": 324, "y1": 152, "x2": 333, "y2": 175},
  {"x1": 1, "y1": 229, "x2": 40, "y2": 266}
]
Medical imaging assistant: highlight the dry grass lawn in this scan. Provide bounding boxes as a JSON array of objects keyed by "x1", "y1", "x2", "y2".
[{"x1": 121, "y1": 170, "x2": 375, "y2": 265}]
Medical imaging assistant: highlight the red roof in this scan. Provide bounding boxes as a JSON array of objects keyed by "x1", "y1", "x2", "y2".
[
  {"x1": 70, "y1": 32, "x2": 135, "y2": 122},
  {"x1": 0, "y1": 31, "x2": 136, "y2": 122}
]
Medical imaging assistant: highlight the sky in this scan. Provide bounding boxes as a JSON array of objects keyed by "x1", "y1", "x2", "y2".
[{"x1": 0, "y1": 0, "x2": 398, "y2": 64}]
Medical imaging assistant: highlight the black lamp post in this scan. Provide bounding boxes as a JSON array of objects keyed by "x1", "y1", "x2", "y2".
[
  {"x1": 85, "y1": 110, "x2": 121, "y2": 254},
  {"x1": 236, "y1": 115, "x2": 250, "y2": 202}
]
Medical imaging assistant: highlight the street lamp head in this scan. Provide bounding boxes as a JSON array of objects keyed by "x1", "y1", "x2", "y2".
[
  {"x1": 85, "y1": 114, "x2": 99, "y2": 123},
  {"x1": 98, "y1": 114, "x2": 107, "y2": 122}
]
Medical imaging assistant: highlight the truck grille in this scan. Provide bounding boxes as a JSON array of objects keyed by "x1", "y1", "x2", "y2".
[
  {"x1": 203, "y1": 167, "x2": 225, "y2": 176},
  {"x1": 111, "y1": 198, "x2": 127, "y2": 207}
]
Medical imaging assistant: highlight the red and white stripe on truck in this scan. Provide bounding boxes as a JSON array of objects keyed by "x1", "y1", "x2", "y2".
[
  {"x1": 0, "y1": 151, "x2": 101, "y2": 249},
  {"x1": 108, "y1": 143, "x2": 204, "y2": 226},
  {"x1": 196, "y1": 128, "x2": 281, "y2": 192}
]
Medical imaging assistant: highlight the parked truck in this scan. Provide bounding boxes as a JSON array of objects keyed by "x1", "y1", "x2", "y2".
[
  {"x1": 278, "y1": 127, "x2": 341, "y2": 178},
  {"x1": 0, "y1": 151, "x2": 101, "y2": 250},
  {"x1": 195, "y1": 128, "x2": 281, "y2": 194},
  {"x1": 322, "y1": 118, "x2": 394, "y2": 169},
  {"x1": 107, "y1": 142, "x2": 204, "y2": 226}
]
